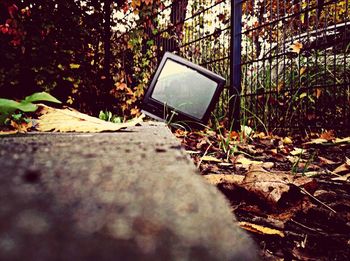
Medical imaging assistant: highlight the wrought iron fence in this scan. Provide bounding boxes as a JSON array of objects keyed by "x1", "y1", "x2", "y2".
[
  {"x1": 239, "y1": 0, "x2": 350, "y2": 132},
  {"x1": 115, "y1": 0, "x2": 350, "y2": 132}
]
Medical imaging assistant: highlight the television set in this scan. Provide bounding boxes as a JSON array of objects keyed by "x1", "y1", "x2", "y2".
[{"x1": 142, "y1": 52, "x2": 226, "y2": 128}]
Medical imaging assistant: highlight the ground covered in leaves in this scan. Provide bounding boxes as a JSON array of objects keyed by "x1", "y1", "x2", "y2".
[{"x1": 174, "y1": 128, "x2": 350, "y2": 260}]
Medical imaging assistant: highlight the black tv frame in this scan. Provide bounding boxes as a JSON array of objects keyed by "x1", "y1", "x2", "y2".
[{"x1": 142, "y1": 52, "x2": 226, "y2": 128}]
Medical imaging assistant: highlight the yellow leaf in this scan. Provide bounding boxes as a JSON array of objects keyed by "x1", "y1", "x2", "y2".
[
  {"x1": 69, "y1": 63, "x2": 80, "y2": 69},
  {"x1": 201, "y1": 155, "x2": 222, "y2": 163},
  {"x1": 283, "y1": 137, "x2": 293, "y2": 144},
  {"x1": 239, "y1": 221, "x2": 285, "y2": 237},
  {"x1": 299, "y1": 92, "x2": 307, "y2": 99},
  {"x1": 303, "y1": 138, "x2": 328, "y2": 145},
  {"x1": 234, "y1": 155, "x2": 263, "y2": 168},
  {"x1": 290, "y1": 148, "x2": 304, "y2": 156},
  {"x1": 334, "y1": 137, "x2": 350, "y2": 144},
  {"x1": 131, "y1": 0, "x2": 141, "y2": 8},
  {"x1": 0, "y1": 130, "x2": 18, "y2": 135},
  {"x1": 290, "y1": 41, "x2": 303, "y2": 54},
  {"x1": 36, "y1": 105, "x2": 143, "y2": 133},
  {"x1": 116, "y1": 82, "x2": 127, "y2": 90},
  {"x1": 10, "y1": 120, "x2": 32, "y2": 133}
]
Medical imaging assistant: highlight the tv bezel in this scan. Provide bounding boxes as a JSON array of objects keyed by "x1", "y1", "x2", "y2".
[{"x1": 142, "y1": 52, "x2": 226, "y2": 127}]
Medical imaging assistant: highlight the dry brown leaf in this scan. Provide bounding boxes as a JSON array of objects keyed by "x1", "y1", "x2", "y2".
[
  {"x1": 233, "y1": 154, "x2": 263, "y2": 169},
  {"x1": 318, "y1": 156, "x2": 337, "y2": 165},
  {"x1": 10, "y1": 120, "x2": 32, "y2": 133},
  {"x1": 239, "y1": 221, "x2": 285, "y2": 237},
  {"x1": 36, "y1": 105, "x2": 143, "y2": 133},
  {"x1": 204, "y1": 174, "x2": 244, "y2": 188},
  {"x1": 333, "y1": 163, "x2": 350, "y2": 174},
  {"x1": 332, "y1": 173, "x2": 350, "y2": 181},
  {"x1": 243, "y1": 166, "x2": 315, "y2": 206},
  {"x1": 262, "y1": 162, "x2": 274, "y2": 169},
  {"x1": 320, "y1": 130, "x2": 335, "y2": 141},
  {"x1": 315, "y1": 88, "x2": 322, "y2": 98}
]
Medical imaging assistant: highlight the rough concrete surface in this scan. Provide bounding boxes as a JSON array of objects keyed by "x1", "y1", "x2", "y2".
[{"x1": 0, "y1": 122, "x2": 257, "y2": 260}]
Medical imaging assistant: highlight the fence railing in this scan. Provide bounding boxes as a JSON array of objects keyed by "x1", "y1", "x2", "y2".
[{"x1": 115, "y1": 0, "x2": 350, "y2": 132}]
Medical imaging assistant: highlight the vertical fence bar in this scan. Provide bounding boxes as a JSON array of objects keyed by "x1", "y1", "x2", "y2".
[{"x1": 230, "y1": 0, "x2": 242, "y2": 130}]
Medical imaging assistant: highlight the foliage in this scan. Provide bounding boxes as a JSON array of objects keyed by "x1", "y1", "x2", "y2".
[
  {"x1": 0, "y1": 91, "x2": 61, "y2": 124},
  {"x1": 99, "y1": 110, "x2": 122, "y2": 123}
]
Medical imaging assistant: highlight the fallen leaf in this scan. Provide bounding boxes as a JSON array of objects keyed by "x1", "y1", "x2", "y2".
[
  {"x1": 218, "y1": 162, "x2": 233, "y2": 167},
  {"x1": 303, "y1": 171, "x2": 325, "y2": 177},
  {"x1": 290, "y1": 147, "x2": 304, "y2": 156},
  {"x1": 315, "y1": 88, "x2": 322, "y2": 98},
  {"x1": 320, "y1": 130, "x2": 335, "y2": 141},
  {"x1": 334, "y1": 137, "x2": 350, "y2": 144},
  {"x1": 283, "y1": 137, "x2": 293, "y2": 144},
  {"x1": 318, "y1": 156, "x2": 337, "y2": 165},
  {"x1": 204, "y1": 174, "x2": 244, "y2": 188},
  {"x1": 201, "y1": 155, "x2": 222, "y2": 163},
  {"x1": 0, "y1": 130, "x2": 18, "y2": 135},
  {"x1": 239, "y1": 221, "x2": 285, "y2": 237},
  {"x1": 36, "y1": 105, "x2": 143, "y2": 132},
  {"x1": 262, "y1": 162, "x2": 274, "y2": 169},
  {"x1": 243, "y1": 167, "x2": 315, "y2": 206},
  {"x1": 233, "y1": 154, "x2": 263, "y2": 169},
  {"x1": 303, "y1": 138, "x2": 328, "y2": 145},
  {"x1": 333, "y1": 163, "x2": 350, "y2": 174},
  {"x1": 332, "y1": 173, "x2": 350, "y2": 181},
  {"x1": 10, "y1": 120, "x2": 33, "y2": 133},
  {"x1": 241, "y1": 125, "x2": 254, "y2": 137},
  {"x1": 185, "y1": 150, "x2": 201, "y2": 154},
  {"x1": 253, "y1": 132, "x2": 266, "y2": 139}
]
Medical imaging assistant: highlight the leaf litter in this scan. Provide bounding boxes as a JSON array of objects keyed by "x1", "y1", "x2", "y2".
[
  {"x1": 174, "y1": 127, "x2": 350, "y2": 260},
  {"x1": 0, "y1": 104, "x2": 144, "y2": 133}
]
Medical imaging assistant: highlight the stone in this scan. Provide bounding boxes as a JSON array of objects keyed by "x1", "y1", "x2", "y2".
[{"x1": 0, "y1": 122, "x2": 257, "y2": 260}]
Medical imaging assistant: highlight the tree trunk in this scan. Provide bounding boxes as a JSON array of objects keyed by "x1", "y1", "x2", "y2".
[{"x1": 103, "y1": 0, "x2": 112, "y2": 90}]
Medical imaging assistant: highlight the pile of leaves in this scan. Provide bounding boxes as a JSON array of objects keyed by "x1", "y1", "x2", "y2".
[{"x1": 175, "y1": 128, "x2": 350, "y2": 260}]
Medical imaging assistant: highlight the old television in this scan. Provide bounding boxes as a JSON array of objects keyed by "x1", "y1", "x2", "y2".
[{"x1": 142, "y1": 52, "x2": 225, "y2": 128}]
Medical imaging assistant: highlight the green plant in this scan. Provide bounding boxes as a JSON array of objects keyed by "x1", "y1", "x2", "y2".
[
  {"x1": 98, "y1": 110, "x2": 123, "y2": 123},
  {"x1": 0, "y1": 92, "x2": 61, "y2": 125}
]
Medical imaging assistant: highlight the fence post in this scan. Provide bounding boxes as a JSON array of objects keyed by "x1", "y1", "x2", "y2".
[{"x1": 229, "y1": 0, "x2": 242, "y2": 131}]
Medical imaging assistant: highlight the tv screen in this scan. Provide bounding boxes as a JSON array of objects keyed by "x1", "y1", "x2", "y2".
[{"x1": 142, "y1": 52, "x2": 225, "y2": 128}]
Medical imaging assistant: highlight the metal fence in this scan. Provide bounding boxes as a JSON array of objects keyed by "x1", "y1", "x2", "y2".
[
  {"x1": 239, "y1": 0, "x2": 350, "y2": 132},
  {"x1": 116, "y1": 0, "x2": 350, "y2": 132}
]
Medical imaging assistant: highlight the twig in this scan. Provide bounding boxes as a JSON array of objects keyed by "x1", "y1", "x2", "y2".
[
  {"x1": 298, "y1": 187, "x2": 337, "y2": 214},
  {"x1": 290, "y1": 219, "x2": 324, "y2": 233},
  {"x1": 197, "y1": 142, "x2": 212, "y2": 169}
]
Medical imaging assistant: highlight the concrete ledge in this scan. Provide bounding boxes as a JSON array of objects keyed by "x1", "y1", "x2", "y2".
[{"x1": 0, "y1": 122, "x2": 256, "y2": 260}]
